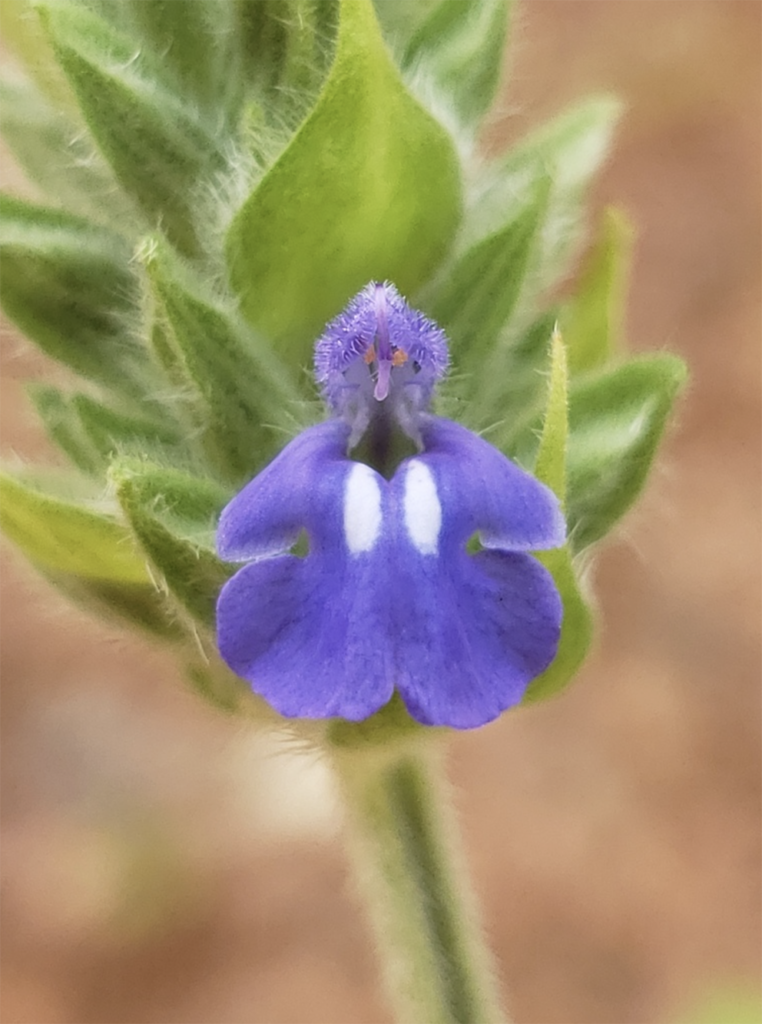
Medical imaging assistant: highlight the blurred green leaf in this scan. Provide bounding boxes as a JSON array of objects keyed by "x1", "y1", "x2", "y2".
[
  {"x1": 0, "y1": 77, "x2": 135, "y2": 230},
  {"x1": 0, "y1": 194, "x2": 146, "y2": 395},
  {"x1": 227, "y1": 0, "x2": 462, "y2": 358},
  {"x1": 676, "y1": 986, "x2": 762, "y2": 1024},
  {"x1": 371, "y1": 0, "x2": 441, "y2": 46},
  {"x1": 111, "y1": 458, "x2": 232, "y2": 627},
  {"x1": 524, "y1": 327, "x2": 593, "y2": 703},
  {"x1": 0, "y1": 470, "x2": 149, "y2": 583},
  {"x1": 423, "y1": 176, "x2": 548, "y2": 371},
  {"x1": 72, "y1": 393, "x2": 185, "y2": 462},
  {"x1": 402, "y1": 0, "x2": 511, "y2": 127},
  {"x1": 472, "y1": 96, "x2": 621, "y2": 304},
  {"x1": 0, "y1": 0, "x2": 78, "y2": 112},
  {"x1": 42, "y1": 568, "x2": 185, "y2": 640},
  {"x1": 562, "y1": 206, "x2": 634, "y2": 375},
  {"x1": 29, "y1": 385, "x2": 186, "y2": 477},
  {"x1": 431, "y1": 97, "x2": 620, "y2": 429},
  {"x1": 28, "y1": 385, "x2": 105, "y2": 477},
  {"x1": 142, "y1": 239, "x2": 303, "y2": 482},
  {"x1": 40, "y1": 2, "x2": 225, "y2": 256},
  {"x1": 120, "y1": 0, "x2": 242, "y2": 122}
]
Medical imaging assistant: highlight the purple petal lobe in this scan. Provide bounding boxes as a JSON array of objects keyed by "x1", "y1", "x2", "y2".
[
  {"x1": 418, "y1": 416, "x2": 566, "y2": 552},
  {"x1": 391, "y1": 548, "x2": 562, "y2": 729},
  {"x1": 216, "y1": 422, "x2": 393, "y2": 720},
  {"x1": 217, "y1": 552, "x2": 393, "y2": 720},
  {"x1": 217, "y1": 420, "x2": 350, "y2": 561}
]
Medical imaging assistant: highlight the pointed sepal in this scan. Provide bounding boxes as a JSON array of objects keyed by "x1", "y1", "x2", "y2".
[
  {"x1": 111, "y1": 459, "x2": 232, "y2": 628},
  {"x1": 523, "y1": 327, "x2": 593, "y2": 703}
]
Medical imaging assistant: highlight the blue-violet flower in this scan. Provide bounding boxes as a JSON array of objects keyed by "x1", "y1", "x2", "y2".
[{"x1": 216, "y1": 283, "x2": 565, "y2": 729}]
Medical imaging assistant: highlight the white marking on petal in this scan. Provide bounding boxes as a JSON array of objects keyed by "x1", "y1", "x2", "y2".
[
  {"x1": 404, "y1": 460, "x2": 442, "y2": 556},
  {"x1": 343, "y1": 463, "x2": 383, "y2": 555}
]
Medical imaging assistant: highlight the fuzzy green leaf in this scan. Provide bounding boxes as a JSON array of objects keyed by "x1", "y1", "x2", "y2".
[
  {"x1": 111, "y1": 459, "x2": 232, "y2": 628},
  {"x1": 28, "y1": 385, "x2": 185, "y2": 477},
  {"x1": 0, "y1": 77, "x2": 135, "y2": 230},
  {"x1": 120, "y1": 0, "x2": 242, "y2": 121},
  {"x1": 227, "y1": 0, "x2": 462, "y2": 358},
  {"x1": 402, "y1": 0, "x2": 511, "y2": 126},
  {"x1": 509, "y1": 355, "x2": 688, "y2": 550},
  {"x1": 423, "y1": 177, "x2": 548, "y2": 370},
  {"x1": 236, "y1": 0, "x2": 339, "y2": 121},
  {"x1": 40, "y1": 2, "x2": 225, "y2": 256},
  {"x1": 430, "y1": 97, "x2": 620, "y2": 430},
  {"x1": 0, "y1": 470, "x2": 148, "y2": 583},
  {"x1": 565, "y1": 356, "x2": 687, "y2": 549},
  {"x1": 28, "y1": 385, "x2": 105, "y2": 477},
  {"x1": 523, "y1": 328, "x2": 593, "y2": 703},
  {"x1": 562, "y1": 206, "x2": 634, "y2": 375},
  {"x1": 471, "y1": 97, "x2": 621, "y2": 305},
  {"x1": 72, "y1": 394, "x2": 184, "y2": 462},
  {"x1": 0, "y1": 194, "x2": 146, "y2": 395},
  {"x1": 142, "y1": 239, "x2": 303, "y2": 483},
  {"x1": 42, "y1": 569, "x2": 185, "y2": 640}
]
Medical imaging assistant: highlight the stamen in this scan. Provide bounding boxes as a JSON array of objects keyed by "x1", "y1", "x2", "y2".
[
  {"x1": 363, "y1": 344, "x2": 376, "y2": 365},
  {"x1": 392, "y1": 349, "x2": 408, "y2": 367}
]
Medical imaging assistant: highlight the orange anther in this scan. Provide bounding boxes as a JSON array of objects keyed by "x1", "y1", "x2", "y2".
[
  {"x1": 392, "y1": 349, "x2": 408, "y2": 367},
  {"x1": 363, "y1": 345, "x2": 376, "y2": 365}
]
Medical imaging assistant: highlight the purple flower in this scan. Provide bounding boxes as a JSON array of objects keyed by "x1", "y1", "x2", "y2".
[{"x1": 216, "y1": 283, "x2": 565, "y2": 729}]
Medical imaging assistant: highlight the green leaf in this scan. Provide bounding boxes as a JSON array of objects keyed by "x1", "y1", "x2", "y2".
[
  {"x1": 42, "y1": 569, "x2": 185, "y2": 640},
  {"x1": 676, "y1": 987, "x2": 762, "y2": 1024},
  {"x1": 71, "y1": 394, "x2": 185, "y2": 464},
  {"x1": 0, "y1": 0, "x2": 78, "y2": 113},
  {"x1": 236, "y1": 0, "x2": 339, "y2": 122},
  {"x1": 28, "y1": 385, "x2": 105, "y2": 477},
  {"x1": 142, "y1": 239, "x2": 303, "y2": 482},
  {"x1": 0, "y1": 77, "x2": 135, "y2": 230},
  {"x1": 0, "y1": 470, "x2": 149, "y2": 582},
  {"x1": 471, "y1": 96, "x2": 621, "y2": 304},
  {"x1": 28, "y1": 385, "x2": 186, "y2": 477},
  {"x1": 111, "y1": 458, "x2": 232, "y2": 628},
  {"x1": 371, "y1": 0, "x2": 441, "y2": 46},
  {"x1": 428, "y1": 98, "x2": 620, "y2": 431},
  {"x1": 523, "y1": 327, "x2": 593, "y2": 703},
  {"x1": 565, "y1": 356, "x2": 687, "y2": 550},
  {"x1": 120, "y1": 0, "x2": 242, "y2": 122},
  {"x1": 227, "y1": 0, "x2": 462, "y2": 358},
  {"x1": 562, "y1": 206, "x2": 634, "y2": 375},
  {"x1": 0, "y1": 194, "x2": 146, "y2": 396},
  {"x1": 40, "y1": 2, "x2": 225, "y2": 256},
  {"x1": 509, "y1": 355, "x2": 688, "y2": 551},
  {"x1": 402, "y1": 0, "x2": 512, "y2": 126},
  {"x1": 422, "y1": 176, "x2": 548, "y2": 374}
]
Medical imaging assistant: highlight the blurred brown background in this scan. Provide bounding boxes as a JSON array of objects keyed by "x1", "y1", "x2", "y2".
[{"x1": 1, "y1": 2, "x2": 760, "y2": 1022}]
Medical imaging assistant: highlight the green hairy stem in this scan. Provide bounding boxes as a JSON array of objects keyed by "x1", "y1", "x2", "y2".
[{"x1": 334, "y1": 746, "x2": 508, "y2": 1024}]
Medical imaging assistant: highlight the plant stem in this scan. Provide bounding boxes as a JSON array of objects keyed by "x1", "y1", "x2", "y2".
[{"x1": 332, "y1": 744, "x2": 509, "y2": 1024}]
